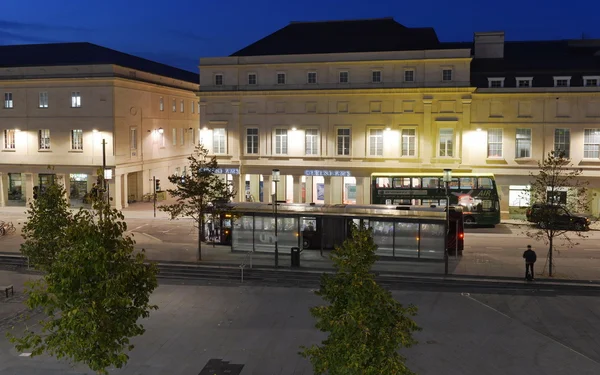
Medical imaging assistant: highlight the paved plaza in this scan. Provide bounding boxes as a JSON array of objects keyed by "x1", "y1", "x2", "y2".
[{"x1": 0, "y1": 269, "x2": 600, "y2": 375}]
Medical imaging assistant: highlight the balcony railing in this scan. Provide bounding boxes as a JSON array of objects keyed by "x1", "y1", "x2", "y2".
[{"x1": 200, "y1": 81, "x2": 472, "y2": 92}]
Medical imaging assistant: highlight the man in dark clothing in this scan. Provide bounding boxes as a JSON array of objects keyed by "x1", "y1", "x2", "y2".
[{"x1": 523, "y1": 245, "x2": 537, "y2": 280}]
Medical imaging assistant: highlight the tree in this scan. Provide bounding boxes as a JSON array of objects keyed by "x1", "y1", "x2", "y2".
[
  {"x1": 300, "y1": 224, "x2": 421, "y2": 375},
  {"x1": 526, "y1": 150, "x2": 590, "y2": 277},
  {"x1": 160, "y1": 144, "x2": 235, "y2": 260},
  {"x1": 8, "y1": 176, "x2": 159, "y2": 375}
]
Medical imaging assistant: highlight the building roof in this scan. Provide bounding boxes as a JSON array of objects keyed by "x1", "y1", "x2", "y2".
[
  {"x1": 0, "y1": 42, "x2": 199, "y2": 84},
  {"x1": 231, "y1": 18, "x2": 445, "y2": 56}
]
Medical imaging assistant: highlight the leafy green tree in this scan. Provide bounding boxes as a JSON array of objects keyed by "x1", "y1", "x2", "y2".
[
  {"x1": 526, "y1": 150, "x2": 590, "y2": 277},
  {"x1": 160, "y1": 144, "x2": 235, "y2": 260},
  {"x1": 20, "y1": 182, "x2": 71, "y2": 272},
  {"x1": 8, "y1": 176, "x2": 159, "y2": 375},
  {"x1": 300, "y1": 224, "x2": 421, "y2": 375}
]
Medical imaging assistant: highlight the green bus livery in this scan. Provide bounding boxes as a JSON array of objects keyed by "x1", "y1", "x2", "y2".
[{"x1": 371, "y1": 173, "x2": 500, "y2": 226}]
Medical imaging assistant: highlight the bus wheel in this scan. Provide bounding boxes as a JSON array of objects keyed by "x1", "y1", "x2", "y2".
[
  {"x1": 303, "y1": 239, "x2": 311, "y2": 249},
  {"x1": 464, "y1": 216, "x2": 476, "y2": 225}
]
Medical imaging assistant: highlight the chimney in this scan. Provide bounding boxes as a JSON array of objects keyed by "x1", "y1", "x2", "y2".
[{"x1": 473, "y1": 31, "x2": 505, "y2": 58}]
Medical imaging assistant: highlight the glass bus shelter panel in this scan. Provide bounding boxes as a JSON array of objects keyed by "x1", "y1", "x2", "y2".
[
  {"x1": 246, "y1": 216, "x2": 298, "y2": 253},
  {"x1": 371, "y1": 221, "x2": 394, "y2": 257},
  {"x1": 418, "y1": 223, "x2": 446, "y2": 259},
  {"x1": 232, "y1": 216, "x2": 254, "y2": 252},
  {"x1": 321, "y1": 217, "x2": 346, "y2": 249},
  {"x1": 393, "y1": 222, "x2": 419, "y2": 258}
]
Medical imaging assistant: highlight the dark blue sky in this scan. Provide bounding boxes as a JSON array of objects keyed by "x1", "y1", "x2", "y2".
[{"x1": 1, "y1": 0, "x2": 598, "y2": 72}]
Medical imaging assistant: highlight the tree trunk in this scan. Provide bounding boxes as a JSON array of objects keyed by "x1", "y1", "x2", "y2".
[
  {"x1": 548, "y1": 236, "x2": 553, "y2": 277},
  {"x1": 198, "y1": 205, "x2": 203, "y2": 261}
]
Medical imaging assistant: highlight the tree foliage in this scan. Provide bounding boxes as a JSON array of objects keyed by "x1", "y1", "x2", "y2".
[
  {"x1": 300, "y1": 224, "x2": 421, "y2": 375},
  {"x1": 159, "y1": 144, "x2": 235, "y2": 260},
  {"x1": 8, "y1": 175, "x2": 159, "y2": 374},
  {"x1": 526, "y1": 150, "x2": 590, "y2": 276}
]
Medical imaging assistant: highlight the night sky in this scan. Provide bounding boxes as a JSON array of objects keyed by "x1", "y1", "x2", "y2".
[{"x1": 1, "y1": 0, "x2": 598, "y2": 72}]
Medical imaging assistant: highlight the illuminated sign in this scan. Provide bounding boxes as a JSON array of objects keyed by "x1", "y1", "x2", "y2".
[
  {"x1": 200, "y1": 168, "x2": 240, "y2": 175},
  {"x1": 304, "y1": 170, "x2": 351, "y2": 177}
]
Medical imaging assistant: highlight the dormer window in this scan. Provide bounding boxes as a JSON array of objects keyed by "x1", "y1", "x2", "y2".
[
  {"x1": 516, "y1": 77, "x2": 533, "y2": 88},
  {"x1": 214, "y1": 74, "x2": 223, "y2": 86},
  {"x1": 584, "y1": 76, "x2": 600, "y2": 87},
  {"x1": 553, "y1": 76, "x2": 571, "y2": 87},
  {"x1": 488, "y1": 78, "x2": 505, "y2": 88}
]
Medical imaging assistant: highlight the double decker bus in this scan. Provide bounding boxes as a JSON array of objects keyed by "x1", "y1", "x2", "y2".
[{"x1": 372, "y1": 173, "x2": 500, "y2": 226}]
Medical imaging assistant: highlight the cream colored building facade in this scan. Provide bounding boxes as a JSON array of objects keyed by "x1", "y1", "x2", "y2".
[
  {"x1": 0, "y1": 44, "x2": 200, "y2": 209},
  {"x1": 199, "y1": 20, "x2": 600, "y2": 219}
]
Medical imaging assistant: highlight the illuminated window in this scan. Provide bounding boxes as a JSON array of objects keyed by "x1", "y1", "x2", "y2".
[
  {"x1": 71, "y1": 92, "x2": 81, "y2": 108},
  {"x1": 246, "y1": 128, "x2": 259, "y2": 154},
  {"x1": 307, "y1": 72, "x2": 317, "y2": 84},
  {"x1": 438, "y1": 129, "x2": 453, "y2": 157},
  {"x1": 337, "y1": 128, "x2": 350, "y2": 156},
  {"x1": 274, "y1": 129, "x2": 288, "y2": 155},
  {"x1": 39, "y1": 92, "x2": 48, "y2": 108},
  {"x1": 3, "y1": 129, "x2": 15, "y2": 149},
  {"x1": 159, "y1": 97, "x2": 164, "y2": 111},
  {"x1": 4, "y1": 92, "x2": 13, "y2": 109},
  {"x1": 401, "y1": 129, "x2": 416, "y2": 157},
  {"x1": 71, "y1": 129, "x2": 83, "y2": 150},
  {"x1": 191, "y1": 101, "x2": 195, "y2": 113},
  {"x1": 487, "y1": 129, "x2": 503, "y2": 158},
  {"x1": 172, "y1": 128, "x2": 177, "y2": 146},
  {"x1": 368, "y1": 129, "x2": 383, "y2": 156},
  {"x1": 305, "y1": 129, "x2": 318, "y2": 155},
  {"x1": 180, "y1": 100, "x2": 184, "y2": 112},
  {"x1": 180, "y1": 128, "x2": 185, "y2": 146},
  {"x1": 584, "y1": 129, "x2": 600, "y2": 158},
  {"x1": 515, "y1": 128, "x2": 532, "y2": 158},
  {"x1": 213, "y1": 128, "x2": 226, "y2": 154},
  {"x1": 38, "y1": 129, "x2": 50, "y2": 150},
  {"x1": 554, "y1": 129, "x2": 570, "y2": 157},
  {"x1": 172, "y1": 99, "x2": 176, "y2": 112},
  {"x1": 130, "y1": 127, "x2": 138, "y2": 150}
]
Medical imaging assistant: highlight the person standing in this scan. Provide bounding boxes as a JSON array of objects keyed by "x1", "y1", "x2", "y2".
[{"x1": 523, "y1": 245, "x2": 537, "y2": 280}]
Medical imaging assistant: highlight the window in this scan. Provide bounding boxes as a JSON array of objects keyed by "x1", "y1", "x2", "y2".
[
  {"x1": 38, "y1": 129, "x2": 50, "y2": 150},
  {"x1": 516, "y1": 77, "x2": 533, "y2": 88},
  {"x1": 248, "y1": 73, "x2": 257, "y2": 85},
  {"x1": 3, "y1": 129, "x2": 15, "y2": 149},
  {"x1": 159, "y1": 131, "x2": 165, "y2": 147},
  {"x1": 515, "y1": 128, "x2": 532, "y2": 158},
  {"x1": 71, "y1": 129, "x2": 83, "y2": 150},
  {"x1": 172, "y1": 128, "x2": 177, "y2": 146},
  {"x1": 487, "y1": 129, "x2": 503, "y2": 158},
  {"x1": 180, "y1": 128, "x2": 185, "y2": 146},
  {"x1": 438, "y1": 129, "x2": 453, "y2": 157},
  {"x1": 172, "y1": 99, "x2": 176, "y2": 112},
  {"x1": 180, "y1": 100, "x2": 184, "y2": 112},
  {"x1": 553, "y1": 76, "x2": 571, "y2": 87},
  {"x1": 554, "y1": 129, "x2": 570, "y2": 157},
  {"x1": 584, "y1": 129, "x2": 600, "y2": 158},
  {"x1": 277, "y1": 73, "x2": 286, "y2": 84},
  {"x1": 584, "y1": 76, "x2": 600, "y2": 87},
  {"x1": 274, "y1": 129, "x2": 288, "y2": 155},
  {"x1": 39, "y1": 92, "x2": 48, "y2": 108},
  {"x1": 368, "y1": 129, "x2": 383, "y2": 156},
  {"x1": 404, "y1": 69, "x2": 414, "y2": 82},
  {"x1": 246, "y1": 128, "x2": 258, "y2": 154},
  {"x1": 71, "y1": 91, "x2": 81, "y2": 108},
  {"x1": 215, "y1": 74, "x2": 223, "y2": 86},
  {"x1": 159, "y1": 97, "x2": 164, "y2": 111},
  {"x1": 401, "y1": 129, "x2": 416, "y2": 157},
  {"x1": 307, "y1": 72, "x2": 317, "y2": 84},
  {"x1": 189, "y1": 128, "x2": 195, "y2": 145},
  {"x1": 4, "y1": 92, "x2": 13, "y2": 109},
  {"x1": 305, "y1": 129, "x2": 318, "y2": 155},
  {"x1": 191, "y1": 101, "x2": 195, "y2": 113},
  {"x1": 337, "y1": 128, "x2": 351, "y2": 156},
  {"x1": 339, "y1": 71, "x2": 349, "y2": 83},
  {"x1": 372, "y1": 70, "x2": 382, "y2": 83},
  {"x1": 213, "y1": 128, "x2": 226, "y2": 154},
  {"x1": 488, "y1": 78, "x2": 505, "y2": 88},
  {"x1": 130, "y1": 127, "x2": 138, "y2": 150},
  {"x1": 442, "y1": 69, "x2": 452, "y2": 81}
]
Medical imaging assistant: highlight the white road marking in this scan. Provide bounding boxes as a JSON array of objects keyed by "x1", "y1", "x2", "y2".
[
  {"x1": 583, "y1": 248, "x2": 600, "y2": 251},
  {"x1": 131, "y1": 224, "x2": 149, "y2": 232},
  {"x1": 139, "y1": 232, "x2": 162, "y2": 242},
  {"x1": 485, "y1": 247, "x2": 503, "y2": 249},
  {"x1": 19, "y1": 353, "x2": 32, "y2": 357}
]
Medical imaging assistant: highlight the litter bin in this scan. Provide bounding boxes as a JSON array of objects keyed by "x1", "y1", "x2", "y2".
[{"x1": 291, "y1": 247, "x2": 300, "y2": 268}]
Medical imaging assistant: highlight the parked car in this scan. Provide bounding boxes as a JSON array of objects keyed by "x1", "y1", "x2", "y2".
[{"x1": 526, "y1": 203, "x2": 590, "y2": 231}]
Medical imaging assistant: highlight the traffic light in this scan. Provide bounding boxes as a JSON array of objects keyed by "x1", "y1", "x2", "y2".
[{"x1": 155, "y1": 179, "x2": 161, "y2": 192}]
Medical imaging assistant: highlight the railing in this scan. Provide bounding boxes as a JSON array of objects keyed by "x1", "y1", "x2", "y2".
[{"x1": 239, "y1": 250, "x2": 253, "y2": 282}]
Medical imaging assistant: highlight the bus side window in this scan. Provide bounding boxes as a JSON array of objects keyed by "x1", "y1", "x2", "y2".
[
  {"x1": 459, "y1": 177, "x2": 476, "y2": 189},
  {"x1": 412, "y1": 178, "x2": 421, "y2": 188},
  {"x1": 449, "y1": 178, "x2": 459, "y2": 189},
  {"x1": 393, "y1": 178, "x2": 411, "y2": 189},
  {"x1": 376, "y1": 177, "x2": 391, "y2": 188},
  {"x1": 478, "y1": 177, "x2": 493, "y2": 189},
  {"x1": 423, "y1": 177, "x2": 439, "y2": 189}
]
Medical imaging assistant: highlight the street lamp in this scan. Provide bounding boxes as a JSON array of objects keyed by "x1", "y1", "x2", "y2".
[
  {"x1": 272, "y1": 169, "x2": 280, "y2": 267},
  {"x1": 443, "y1": 168, "x2": 452, "y2": 275}
]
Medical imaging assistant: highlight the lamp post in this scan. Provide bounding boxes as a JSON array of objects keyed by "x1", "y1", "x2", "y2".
[
  {"x1": 443, "y1": 168, "x2": 452, "y2": 276},
  {"x1": 272, "y1": 169, "x2": 280, "y2": 268}
]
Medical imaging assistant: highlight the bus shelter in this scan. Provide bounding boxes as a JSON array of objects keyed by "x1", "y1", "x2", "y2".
[{"x1": 228, "y1": 203, "x2": 460, "y2": 260}]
